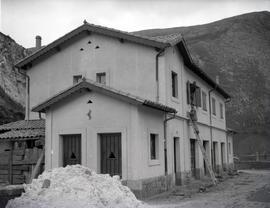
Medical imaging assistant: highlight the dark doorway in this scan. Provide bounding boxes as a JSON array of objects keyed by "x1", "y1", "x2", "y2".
[
  {"x1": 63, "y1": 134, "x2": 81, "y2": 167},
  {"x1": 190, "y1": 139, "x2": 196, "y2": 177},
  {"x1": 174, "y1": 137, "x2": 181, "y2": 185},
  {"x1": 221, "y1": 142, "x2": 225, "y2": 170},
  {"x1": 203, "y1": 141, "x2": 210, "y2": 175},
  {"x1": 100, "y1": 133, "x2": 122, "y2": 177},
  {"x1": 213, "y1": 142, "x2": 218, "y2": 172}
]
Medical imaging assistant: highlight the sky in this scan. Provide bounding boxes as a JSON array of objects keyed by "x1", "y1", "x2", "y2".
[{"x1": 1, "y1": 0, "x2": 270, "y2": 48}]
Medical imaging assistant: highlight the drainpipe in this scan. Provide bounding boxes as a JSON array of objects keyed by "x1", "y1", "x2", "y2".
[
  {"x1": 208, "y1": 87, "x2": 216, "y2": 168},
  {"x1": 18, "y1": 68, "x2": 30, "y2": 120},
  {"x1": 163, "y1": 112, "x2": 176, "y2": 176},
  {"x1": 224, "y1": 98, "x2": 231, "y2": 168},
  {"x1": 155, "y1": 48, "x2": 165, "y2": 102}
]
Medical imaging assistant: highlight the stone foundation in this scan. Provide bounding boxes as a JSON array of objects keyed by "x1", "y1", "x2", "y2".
[{"x1": 127, "y1": 174, "x2": 173, "y2": 199}]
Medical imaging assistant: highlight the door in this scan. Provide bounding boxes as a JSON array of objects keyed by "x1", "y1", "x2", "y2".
[
  {"x1": 221, "y1": 143, "x2": 225, "y2": 170},
  {"x1": 190, "y1": 139, "x2": 196, "y2": 177},
  {"x1": 213, "y1": 142, "x2": 218, "y2": 172},
  {"x1": 63, "y1": 134, "x2": 81, "y2": 167},
  {"x1": 203, "y1": 141, "x2": 210, "y2": 175},
  {"x1": 174, "y1": 137, "x2": 181, "y2": 185},
  {"x1": 100, "y1": 133, "x2": 122, "y2": 177}
]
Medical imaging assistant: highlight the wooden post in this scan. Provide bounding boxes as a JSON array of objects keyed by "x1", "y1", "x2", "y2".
[
  {"x1": 30, "y1": 149, "x2": 44, "y2": 183},
  {"x1": 8, "y1": 141, "x2": 14, "y2": 184}
]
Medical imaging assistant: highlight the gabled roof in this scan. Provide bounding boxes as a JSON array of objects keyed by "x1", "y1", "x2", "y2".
[
  {"x1": 32, "y1": 79, "x2": 177, "y2": 114},
  {"x1": 16, "y1": 22, "x2": 230, "y2": 99},
  {"x1": 16, "y1": 22, "x2": 174, "y2": 69}
]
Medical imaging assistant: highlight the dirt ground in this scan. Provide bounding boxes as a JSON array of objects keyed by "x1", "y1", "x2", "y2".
[{"x1": 144, "y1": 170, "x2": 270, "y2": 208}]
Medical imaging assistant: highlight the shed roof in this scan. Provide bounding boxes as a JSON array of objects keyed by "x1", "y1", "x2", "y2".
[
  {"x1": 32, "y1": 79, "x2": 177, "y2": 114},
  {"x1": 0, "y1": 119, "x2": 45, "y2": 141},
  {"x1": 0, "y1": 129, "x2": 45, "y2": 140},
  {"x1": 0, "y1": 119, "x2": 45, "y2": 131}
]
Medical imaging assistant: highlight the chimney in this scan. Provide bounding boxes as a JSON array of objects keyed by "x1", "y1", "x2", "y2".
[
  {"x1": 215, "y1": 75, "x2": 220, "y2": 85},
  {"x1": 35, "y1": 35, "x2": 42, "y2": 49}
]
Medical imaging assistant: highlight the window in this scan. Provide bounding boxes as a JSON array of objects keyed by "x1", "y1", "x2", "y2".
[
  {"x1": 73, "y1": 75, "x2": 82, "y2": 84},
  {"x1": 96, "y1": 72, "x2": 106, "y2": 84},
  {"x1": 202, "y1": 91, "x2": 207, "y2": 111},
  {"x1": 186, "y1": 81, "x2": 201, "y2": 107},
  {"x1": 212, "y1": 98, "x2": 216, "y2": 115},
  {"x1": 171, "y1": 71, "x2": 178, "y2": 98},
  {"x1": 228, "y1": 142, "x2": 231, "y2": 155},
  {"x1": 220, "y1": 103, "x2": 224, "y2": 119},
  {"x1": 150, "y1": 134, "x2": 159, "y2": 160}
]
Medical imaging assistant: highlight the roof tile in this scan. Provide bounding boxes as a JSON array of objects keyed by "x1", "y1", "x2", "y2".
[
  {"x1": 0, "y1": 120, "x2": 45, "y2": 131},
  {"x1": 0, "y1": 129, "x2": 45, "y2": 140}
]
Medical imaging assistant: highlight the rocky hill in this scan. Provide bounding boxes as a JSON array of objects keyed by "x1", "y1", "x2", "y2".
[
  {"x1": 135, "y1": 11, "x2": 270, "y2": 155},
  {"x1": 0, "y1": 32, "x2": 26, "y2": 124}
]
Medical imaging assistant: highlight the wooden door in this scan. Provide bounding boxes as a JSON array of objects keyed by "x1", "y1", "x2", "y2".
[
  {"x1": 203, "y1": 141, "x2": 209, "y2": 175},
  {"x1": 213, "y1": 142, "x2": 217, "y2": 172},
  {"x1": 100, "y1": 133, "x2": 122, "y2": 177},
  {"x1": 174, "y1": 137, "x2": 181, "y2": 185},
  {"x1": 63, "y1": 134, "x2": 81, "y2": 167},
  {"x1": 190, "y1": 139, "x2": 196, "y2": 177}
]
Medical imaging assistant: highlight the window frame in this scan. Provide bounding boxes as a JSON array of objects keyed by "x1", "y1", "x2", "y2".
[
  {"x1": 220, "y1": 102, "x2": 224, "y2": 119},
  {"x1": 202, "y1": 90, "x2": 207, "y2": 111},
  {"x1": 96, "y1": 72, "x2": 106, "y2": 84},
  {"x1": 212, "y1": 97, "x2": 216, "y2": 116},
  {"x1": 73, "y1": 75, "x2": 82, "y2": 84},
  {"x1": 148, "y1": 132, "x2": 160, "y2": 166},
  {"x1": 171, "y1": 71, "x2": 178, "y2": 98}
]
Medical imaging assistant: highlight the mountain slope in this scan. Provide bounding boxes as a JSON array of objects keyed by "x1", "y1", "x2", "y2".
[
  {"x1": 136, "y1": 11, "x2": 270, "y2": 155},
  {"x1": 0, "y1": 32, "x2": 27, "y2": 124}
]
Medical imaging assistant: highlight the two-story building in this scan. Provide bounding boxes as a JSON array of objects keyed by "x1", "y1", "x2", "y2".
[{"x1": 14, "y1": 22, "x2": 234, "y2": 198}]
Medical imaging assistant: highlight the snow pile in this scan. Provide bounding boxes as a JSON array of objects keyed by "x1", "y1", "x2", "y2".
[{"x1": 7, "y1": 165, "x2": 142, "y2": 208}]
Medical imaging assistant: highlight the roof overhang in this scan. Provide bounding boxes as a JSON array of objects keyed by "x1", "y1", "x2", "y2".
[
  {"x1": 32, "y1": 79, "x2": 177, "y2": 114},
  {"x1": 15, "y1": 23, "x2": 170, "y2": 69},
  {"x1": 177, "y1": 39, "x2": 231, "y2": 99},
  {"x1": 15, "y1": 21, "x2": 230, "y2": 100}
]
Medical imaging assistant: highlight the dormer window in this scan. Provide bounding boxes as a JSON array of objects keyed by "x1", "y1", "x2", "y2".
[
  {"x1": 73, "y1": 75, "x2": 82, "y2": 84},
  {"x1": 96, "y1": 72, "x2": 106, "y2": 84}
]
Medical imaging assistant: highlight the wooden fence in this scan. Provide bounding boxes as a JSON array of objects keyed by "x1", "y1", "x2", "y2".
[{"x1": 0, "y1": 147, "x2": 44, "y2": 185}]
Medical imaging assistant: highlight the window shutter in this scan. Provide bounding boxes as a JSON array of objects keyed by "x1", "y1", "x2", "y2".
[
  {"x1": 196, "y1": 87, "x2": 201, "y2": 107},
  {"x1": 186, "y1": 81, "x2": 190, "y2": 104}
]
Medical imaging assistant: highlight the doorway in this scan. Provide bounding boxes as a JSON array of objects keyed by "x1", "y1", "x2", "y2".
[
  {"x1": 174, "y1": 137, "x2": 181, "y2": 185},
  {"x1": 190, "y1": 139, "x2": 196, "y2": 177},
  {"x1": 63, "y1": 134, "x2": 81, "y2": 167},
  {"x1": 100, "y1": 133, "x2": 122, "y2": 177},
  {"x1": 203, "y1": 141, "x2": 210, "y2": 176}
]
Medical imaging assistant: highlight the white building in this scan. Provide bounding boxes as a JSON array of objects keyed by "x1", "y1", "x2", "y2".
[{"x1": 15, "y1": 22, "x2": 234, "y2": 198}]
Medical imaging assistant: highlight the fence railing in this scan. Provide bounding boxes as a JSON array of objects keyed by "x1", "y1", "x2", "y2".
[{"x1": 237, "y1": 153, "x2": 270, "y2": 162}]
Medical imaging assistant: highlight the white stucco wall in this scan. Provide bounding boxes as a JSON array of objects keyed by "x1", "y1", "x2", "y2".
[
  {"x1": 27, "y1": 30, "x2": 232, "y2": 184},
  {"x1": 45, "y1": 89, "x2": 166, "y2": 181},
  {"x1": 27, "y1": 32, "x2": 159, "y2": 120}
]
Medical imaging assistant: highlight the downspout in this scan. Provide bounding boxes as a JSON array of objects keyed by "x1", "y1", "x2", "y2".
[
  {"x1": 163, "y1": 112, "x2": 176, "y2": 176},
  {"x1": 18, "y1": 68, "x2": 30, "y2": 121},
  {"x1": 224, "y1": 98, "x2": 231, "y2": 168},
  {"x1": 155, "y1": 48, "x2": 165, "y2": 102},
  {"x1": 208, "y1": 87, "x2": 216, "y2": 168}
]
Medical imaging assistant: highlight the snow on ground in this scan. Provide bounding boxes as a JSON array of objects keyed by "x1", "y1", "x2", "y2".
[{"x1": 6, "y1": 165, "x2": 143, "y2": 208}]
